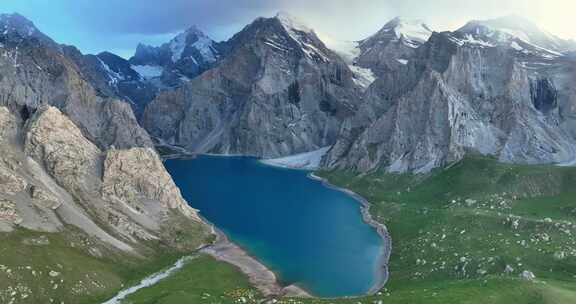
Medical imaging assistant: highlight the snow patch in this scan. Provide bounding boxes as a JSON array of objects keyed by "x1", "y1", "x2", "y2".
[
  {"x1": 261, "y1": 147, "x2": 331, "y2": 170},
  {"x1": 97, "y1": 58, "x2": 123, "y2": 86},
  {"x1": 510, "y1": 41, "x2": 523, "y2": 51},
  {"x1": 349, "y1": 65, "x2": 376, "y2": 89},
  {"x1": 393, "y1": 19, "x2": 432, "y2": 43},
  {"x1": 461, "y1": 34, "x2": 496, "y2": 47},
  {"x1": 397, "y1": 59, "x2": 408, "y2": 65},
  {"x1": 131, "y1": 65, "x2": 163, "y2": 79},
  {"x1": 324, "y1": 39, "x2": 360, "y2": 64},
  {"x1": 276, "y1": 12, "x2": 313, "y2": 35},
  {"x1": 378, "y1": 17, "x2": 432, "y2": 44},
  {"x1": 498, "y1": 28, "x2": 531, "y2": 43},
  {"x1": 276, "y1": 12, "x2": 330, "y2": 62}
]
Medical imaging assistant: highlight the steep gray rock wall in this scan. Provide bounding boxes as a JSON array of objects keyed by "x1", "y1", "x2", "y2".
[
  {"x1": 143, "y1": 14, "x2": 361, "y2": 157},
  {"x1": 325, "y1": 30, "x2": 576, "y2": 173}
]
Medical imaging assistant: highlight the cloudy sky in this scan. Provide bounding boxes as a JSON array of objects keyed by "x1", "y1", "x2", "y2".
[{"x1": 2, "y1": 0, "x2": 575, "y2": 58}]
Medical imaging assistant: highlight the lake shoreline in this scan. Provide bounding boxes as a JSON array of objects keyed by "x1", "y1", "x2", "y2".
[
  {"x1": 159, "y1": 151, "x2": 312, "y2": 297},
  {"x1": 159, "y1": 149, "x2": 389, "y2": 298},
  {"x1": 200, "y1": 221, "x2": 311, "y2": 298},
  {"x1": 308, "y1": 173, "x2": 391, "y2": 295}
]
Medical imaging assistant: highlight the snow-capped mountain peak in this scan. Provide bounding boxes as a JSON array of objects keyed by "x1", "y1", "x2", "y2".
[
  {"x1": 168, "y1": 26, "x2": 218, "y2": 63},
  {"x1": 356, "y1": 16, "x2": 433, "y2": 53},
  {"x1": 275, "y1": 11, "x2": 314, "y2": 35},
  {"x1": 476, "y1": 15, "x2": 543, "y2": 36},
  {"x1": 381, "y1": 17, "x2": 433, "y2": 43},
  {"x1": 129, "y1": 24, "x2": 221, "y2": 88},
  {"x1": 271, "y1": 12, "x2": 332, "y2": 63},
  {"x1": 457, "y1": 15, "x2": 576, "y2": 54}
]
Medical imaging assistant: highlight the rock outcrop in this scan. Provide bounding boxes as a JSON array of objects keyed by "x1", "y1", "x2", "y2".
[
  {"x1": 1, "y1": 88, "x2": 208, "y2": 254},
  {"x1": 0, "y1": 107, "x2": 17, "y2": 141},
  {"x1": 0, "y1": 164, "x2": 27, "y2": 196},
  {"x1": 102, "y1": 147, "x2": 201, "y2": 222},
  {"x1": 25, "y1": 106, "x2": 102, "y2": 192},
  {"x1": 19, "y1": 106, "x2": 208, "y2": 249}
]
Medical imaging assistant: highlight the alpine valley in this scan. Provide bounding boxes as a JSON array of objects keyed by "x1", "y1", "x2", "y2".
[{"x1": 0, "y1": 8, "x2": 575, "y2": 304}]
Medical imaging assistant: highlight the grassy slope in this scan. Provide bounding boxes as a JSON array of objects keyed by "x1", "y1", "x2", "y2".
[
  {"x1": 309, "y1": 155, "x2": 576, "y2": 303},
  {"x1": 107, "y1": 155, "x2": 576, "y2": 304},
  {"x1": 0, "y1": 220, "x2": 209, "y2": 304},
  {"x1": 121, "y1": 255, "x2": 258, "y2": 304}
]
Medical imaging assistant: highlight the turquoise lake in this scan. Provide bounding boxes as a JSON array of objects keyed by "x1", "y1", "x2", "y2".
[{"x1": 164, "y1": 156, "x2": 385, "y2": 297}]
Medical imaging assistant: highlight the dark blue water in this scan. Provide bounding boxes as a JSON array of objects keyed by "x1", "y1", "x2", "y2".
[{"x1": 165, "y1": 156, "x2": 384, "y2": 297}]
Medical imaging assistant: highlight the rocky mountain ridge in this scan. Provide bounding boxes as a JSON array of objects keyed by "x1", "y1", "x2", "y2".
[
  {"x1": 134, "y1": 13, "x2": 576, "y2": 172},
  {"x1": 2, "y1": 12, "x2": 576, "y2": 244},
  {"x1": 142, "y1": 12, "x2": 362, "y2": 157},
  {"x1": 323, "y1": 15, "x2": 576, "y2": 172},
  {"x1": 130, "y1": 25, "x2": 221, "y2": 87}
]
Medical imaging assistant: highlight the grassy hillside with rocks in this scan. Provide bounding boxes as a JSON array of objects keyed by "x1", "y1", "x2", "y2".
[
  {"x1": 0, "y1": 222, "x2": 209, "y2": 304},
  {"x1": 313, "y1": 154, "x2": 576, "y2": 303}
]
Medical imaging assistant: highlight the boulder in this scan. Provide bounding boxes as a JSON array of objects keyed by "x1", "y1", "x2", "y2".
[{"x1": 521, "y1": 270, "x2": 536, "y2": 281}]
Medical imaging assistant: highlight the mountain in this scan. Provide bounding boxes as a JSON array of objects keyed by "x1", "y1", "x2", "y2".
[
  {"x1": 129, "y1": 26, "x2": 221, "y2": 87},
  {"x1": 0, "y1": 13, "x2": 57, "y2": 48},
  {"x1": 142, "y1": 12, "x2": 362, "y2": 157},
  {"x1": 0, "y1": 14, "x2": 152, "y2": 149},
  {"x1": 323, "y1": 16, "x2": 576, "y2": 173},
  {"x1": 355, "y1": 17, "x2": 433, "y2": 76},
  {"x1": 458, "y1": 15, "x2": 576, "y2": 55},
  {"x1": 326, "y1": 17, "x2": 433, "y2": 90},
  {"x1": 2, "y1": 10, "x2": 576, "y2": 303},
  {"x1": 0, "y1": 13, "x2": 210, "y2": 302},
  {"x1": 61, "y1": 47, "x2": 158, "y2": 117}
]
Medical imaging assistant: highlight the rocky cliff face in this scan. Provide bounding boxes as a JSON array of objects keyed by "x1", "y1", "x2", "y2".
[
  {"x1": 324, "y1": 16, "x2": 576, "y2": 172},
  {"x1": 102, "y1": 147, "x2": 201, "y2": 222},
  {"x1": 142, "y1": 13, "x2": 362, "y2": 157},
  {"x1": 0, "y1": 105, "x2": 209, "y2": 250}
]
